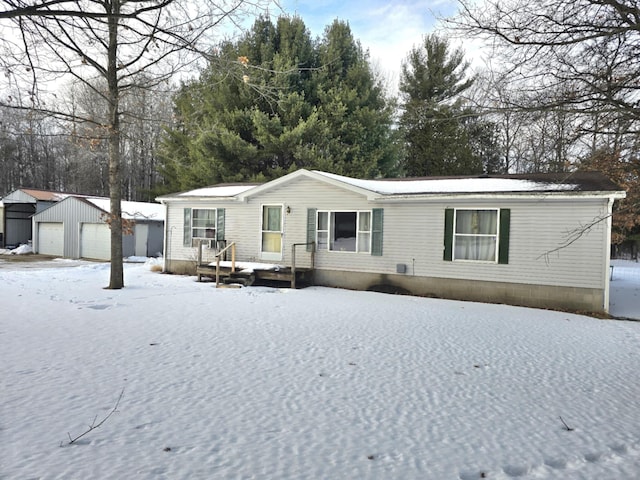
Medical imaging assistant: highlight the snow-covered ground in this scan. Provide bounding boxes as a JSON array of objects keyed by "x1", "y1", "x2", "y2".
[
  {"x1": 1, "y1": 257, "x2": 639, "y2": 479},
  {"x1": 610, "y1": 259, "x2": 640, "y2": 320}
]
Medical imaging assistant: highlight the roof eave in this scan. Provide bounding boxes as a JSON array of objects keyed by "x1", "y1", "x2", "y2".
[
  {"x1": 156, "y1": 196, "x2": 243, "y2": 204},
  {"x1": 370, "y1": 190, "x2": 627, "y2": 202}
]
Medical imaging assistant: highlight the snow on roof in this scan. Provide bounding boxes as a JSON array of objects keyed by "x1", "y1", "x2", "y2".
[
  {"x1": 178, "y1": 184, "x2": 258, "y2": 197},
  {"x1": 158, "y1": 169, "x2": 623, "y2": 202},
  {"x1": 85, "y1": 198, "x2": 165, "y2": 221},
  {"x1": 314, "y1": 171, "x2": 580, "y2": 195}
]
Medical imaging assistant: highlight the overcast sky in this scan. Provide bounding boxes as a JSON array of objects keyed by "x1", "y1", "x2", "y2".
[{"x1": 277, "y1": 0, "x2": 470, "y2": 93}]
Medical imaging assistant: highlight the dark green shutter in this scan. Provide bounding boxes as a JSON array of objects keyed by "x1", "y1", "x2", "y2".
[
  {"x1": 498, "y1": 208, "x2": 510, "y2": 264},
  {"x1": 216, "y1": 208, "x2": 225, "y2": 241},
  {"x1": 371, "y1": 208, "x2": 383, "y2": 256},
  {"x1": 307, "y1": 208, "x2": 316, "y2": 251},
  {"x1": 183, "y1": 208, "x2": 191, "y2": 247},
  {"x1": 443, "y1": 208, "x2": 454, "y2": 261}
]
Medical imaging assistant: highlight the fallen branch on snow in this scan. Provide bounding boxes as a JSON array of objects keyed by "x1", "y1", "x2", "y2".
[
  {"x1": 62, "y1": 388, "x2": 125, "y2": 446},
  {"x1": 559, "y1": 415, "x2": 574, "y2": 431}
]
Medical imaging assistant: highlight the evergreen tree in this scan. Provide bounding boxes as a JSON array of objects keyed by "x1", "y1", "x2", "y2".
[
  {"x1": 157, "y1": 16, "x2": 399, "y2": 191},
  {"x1": 399, "y1": 34, "x2": 492, "y2": 176}
]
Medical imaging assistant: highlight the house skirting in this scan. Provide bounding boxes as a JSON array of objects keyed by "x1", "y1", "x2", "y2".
[
  {"x1": 166, "y1": 259, "x2": 200, "y2": 275},
  {"x1": 165, "y1": 259, "x2": 605, "y2": 313},
  {"x1": 312, "y1": 269, "x2": 606, "y2": 314}
]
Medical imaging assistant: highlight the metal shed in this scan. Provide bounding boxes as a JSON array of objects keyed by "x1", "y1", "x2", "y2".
[
  {"x1": 0, "y1": 188, "x2": 70, "y2": 248},
  {"x1": 32, "y1": 196, "x2": 165, "y2": 260}
]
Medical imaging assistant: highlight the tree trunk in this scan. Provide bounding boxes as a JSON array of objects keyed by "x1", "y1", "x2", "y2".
[{"x1": 107, "y1": 0, "x2": 124, "y2": 289}]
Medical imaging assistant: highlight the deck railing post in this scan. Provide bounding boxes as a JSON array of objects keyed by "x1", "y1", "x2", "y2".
[
  {"x1": 197, "y1": 239, "x2": 204, "y2": 282},
  {"x1": 291, "y1": 244, "x2": 297, "y2": 289},
  {"x1": 231, "y1": 243, "x2": 236, "y2": 273},
  {"x1": 290, "y1": 241, "x2": 315, "y2": 289},
  {"x1": 213, "y1": 241, "x2": 236, "y2": 287}
]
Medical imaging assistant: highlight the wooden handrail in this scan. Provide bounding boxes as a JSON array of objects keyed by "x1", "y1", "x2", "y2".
[
  {"x1": 215, "y1": 242, "x2": 236, "y2": 287},
  {"x1": 291, "y1": 241, "x2": 315, "y2": 289}
]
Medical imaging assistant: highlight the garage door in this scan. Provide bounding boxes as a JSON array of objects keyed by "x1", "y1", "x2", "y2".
[
  {"x1": 80, "y1": 223, "x2": 111, "y2": 260},
  {"x1": 38, "y1": 222, "x2": 64, "y2": 256}
]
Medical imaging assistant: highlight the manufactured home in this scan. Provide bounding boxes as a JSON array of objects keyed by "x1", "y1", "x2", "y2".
[
  {"x1": 157, "y1": 169, "x2": 625, "y2": 313},
  {"x1": 32, "y1": 196, "x2": 164, "y2": 260}
]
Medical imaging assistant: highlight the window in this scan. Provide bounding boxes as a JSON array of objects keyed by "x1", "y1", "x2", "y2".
[
  {"x1": 183, "y1": 208, "x2": 225, "y2": 247},
  {"x1": 443, "y1": 208, "x2": 510, "y2": 264},
  {"x1": 317, "y1": 211, "x2": 371, "y2": 253},
  {"x1": 454, "y1": 209, "x2": 498, "y2": 261},
  {"x1": 191, "y1": 209, "x2": 217, "y2": 245}
]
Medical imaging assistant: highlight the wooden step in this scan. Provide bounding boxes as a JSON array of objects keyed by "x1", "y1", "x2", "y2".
[{"x1": 222, "y1": 271, "x2": 255, "y2": 287}]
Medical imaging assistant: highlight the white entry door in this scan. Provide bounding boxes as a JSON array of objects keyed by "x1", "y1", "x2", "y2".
[
  {"x1": 135, "y1": 224, "x2": 149, "y2": 257},
  {"x1": 260, "y1": 205, "x2": 283, "y2": 261}
]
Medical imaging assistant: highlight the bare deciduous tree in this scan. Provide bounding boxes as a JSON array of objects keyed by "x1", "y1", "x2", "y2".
[
  {"x1": 0, "y1": 0, "x2": 275, "y2": 288},
  {"x1": 449, "y1": 0, "x2": 640, "y2": 129}
]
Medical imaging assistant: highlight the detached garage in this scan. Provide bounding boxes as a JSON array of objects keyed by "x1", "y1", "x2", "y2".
[{"x1": 32, "y1": 196, "x2": 164, "y2": 260}]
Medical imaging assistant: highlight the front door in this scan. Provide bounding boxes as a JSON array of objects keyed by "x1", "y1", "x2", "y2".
[{"x1": 261, "y1": 205, "x2": 283, "y2": 261}]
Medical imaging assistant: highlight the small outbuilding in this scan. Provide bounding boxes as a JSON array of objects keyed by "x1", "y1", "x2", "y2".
[
  {"x1": 1, "y1": 188, "x2": 72, "y2": 248},
  {"x1": 32, "y1": 196, "x2": 164, "y2": 260}
]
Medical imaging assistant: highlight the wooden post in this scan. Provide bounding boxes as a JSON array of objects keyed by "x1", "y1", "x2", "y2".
[
  {"x1": 231, "y1": 242, "x2": 236, "y2": 273},
  {"x1": 216, "y1": 255, "x2": 221, "y2": 287},
  {"x1": 197, "y1": 239, "x2": 204, "y2": 282},
  {"x1": 291, "y1": 244, "x2": 297, "y2": 289}
]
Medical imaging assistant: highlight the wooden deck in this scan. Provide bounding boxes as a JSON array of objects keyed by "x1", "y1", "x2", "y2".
[
  {"x1": 196, "y1": 240, "x2": 316, "y2": 288},
  {"x1": 196, "y1": 263, "x2": 313, "y2": 288}
]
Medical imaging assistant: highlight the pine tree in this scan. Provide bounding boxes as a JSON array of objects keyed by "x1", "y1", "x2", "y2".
[
  {"x1": 157, "y1": 16, "x2": 400, "y2": 191},
  {"x1": 399, "y1": 34, "x2": 491, "y2": 176}
]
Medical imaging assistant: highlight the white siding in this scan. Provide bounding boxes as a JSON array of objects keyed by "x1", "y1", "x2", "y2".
[
  {"x1": 379, "y1": 198, "x2": 608, "y2": 290},
  {"x1": 165, "y1": 176, "x2": 611, "y2": 290}
]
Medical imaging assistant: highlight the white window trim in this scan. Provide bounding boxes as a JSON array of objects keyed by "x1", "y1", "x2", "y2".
[
  {"x1": 452, "y1": 208, "x2": 500, "y2": 263},
  {"x1": 191, "y1": 208, "x2": 217, "y2": 246},
  {"x1": 317, "y1": 210, "x2": 372, "y2": 254}
]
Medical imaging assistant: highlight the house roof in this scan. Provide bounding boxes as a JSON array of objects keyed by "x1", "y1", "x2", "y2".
[
  {"x1": 158, "y1": 169, "x2": 626, "y2": 202},
  {"x1": 31, "y1": 195, "x2": 165, "y2": 221},
  {"x1": 156, "y1": 183, "x2": 260, "y2": 202},
  {"x1": 313, "y1": 171, "x2": 626, "y2": 195},
  {"x1": 1, "y1": 188, "x2": 85, "y2": 204},
  {"x1": 80, "y1": 197, "x2": 165, "y2": 221}
]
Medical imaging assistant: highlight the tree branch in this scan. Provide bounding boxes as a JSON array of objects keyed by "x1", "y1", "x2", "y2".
[{"x1": 63, "y1": 387, "x2": 124, "y2": 446}]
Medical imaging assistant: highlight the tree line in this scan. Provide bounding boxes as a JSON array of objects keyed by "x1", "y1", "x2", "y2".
[{"x1": 1, "y1": 3, "x2": 638, "y2": 252}]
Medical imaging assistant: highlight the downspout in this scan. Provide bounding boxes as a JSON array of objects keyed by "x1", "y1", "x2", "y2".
[{"x1": 603, "y1": 197, "x2": 615, "y2": 313}]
